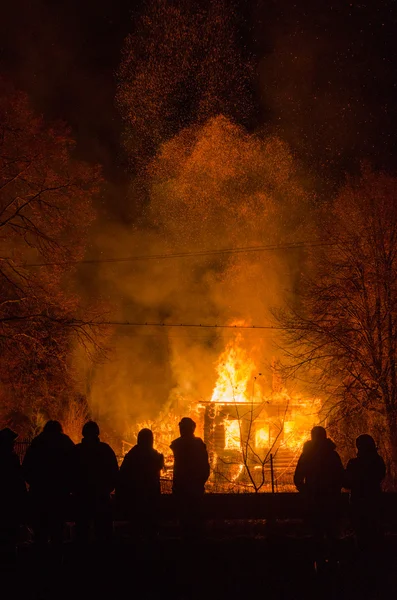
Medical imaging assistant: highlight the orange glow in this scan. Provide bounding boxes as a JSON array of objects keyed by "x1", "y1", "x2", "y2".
[
  {"x1": 224, "y1": 419, "x2": 241, "y2": 449},
  {"x1": 211, "y1": 329, "x2": 256, "y2": 404},
  {"x1": 125, "y1": 330, "x2": 322, "y2": 491},
  {"x1": 255, "y1": 426, "x2": 268, "y2": 449}
]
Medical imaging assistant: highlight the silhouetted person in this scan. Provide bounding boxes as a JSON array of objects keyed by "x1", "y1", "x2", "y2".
[
  {"x1": 294, "y1": 426, "x2": 344, "y2": 568},
  {"x1": 72, "y1": 421, "x2": 118, "y2": 544},
  {"x1": 23, "y1": 420, "x2": 74, "y2": 546},
  {"x1": 345, "y1": 434, "x2": 386, "y2": 549},
  {"x1": 0, "y1": 428, "x2": 26, "y2": 555},
  {"x1": 117, "y1": 428, "x2": 164, "y2": 539},
  {"x1": 170, "y1": 417, "x2": 210, "y2": 541}
]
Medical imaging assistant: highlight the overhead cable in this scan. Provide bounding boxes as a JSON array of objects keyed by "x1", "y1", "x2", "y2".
[{"x1": 24, "y1": 240, "x2": 335, "y2": 268}]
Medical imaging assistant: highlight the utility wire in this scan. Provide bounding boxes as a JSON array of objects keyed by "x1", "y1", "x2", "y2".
[
  {"x1": 91, "y1": 321, "x2": 287, "y2": 329},
  {"x1": 24, "y1": 240, "x2": 335, "y2": 268}
]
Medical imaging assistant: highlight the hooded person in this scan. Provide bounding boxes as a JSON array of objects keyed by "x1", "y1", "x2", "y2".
[
  {"x1": 72, "y1": 421, "x2": 119, "y2": 543},
  {"x1": 0, "y1": 428, "x2": 26, "y2": 550},
  {"x1": 170, "y1": 417, "x2": 210, "y2": 541},
  {"x1": 117, "y1": 428, "x2": 164, "y2": 538},
  {"x1": 345, "y1": 434, "x2": 386, "y2": 547},
  {"x1": 22, "y1": 420, "x2": 74, "y2": 545}
]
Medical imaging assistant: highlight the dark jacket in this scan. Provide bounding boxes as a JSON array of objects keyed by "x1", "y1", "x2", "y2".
[
  {"x1": 346, "y1": 452, "x2": 386, "y2": 503},
  {"x1": 22, "y1": 431, "x2": 74, "y2": 497},
  {"x1": 294, "y1": 438, "x2": 344, "y2": 498},
  {"x1": 118, "y1": 445, "x2": 164, "y2": 500},
  {"x1": 72, "y1": 438, "x2": 119, "y2": 500},
  {"x1": 170, "y1": 435, "x2": 210, "y2": 496},
  {"x1": 0, "y1": 446, "x2": 26, "y2": 523}
]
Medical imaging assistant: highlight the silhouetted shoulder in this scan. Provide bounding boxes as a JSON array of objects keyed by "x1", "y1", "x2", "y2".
[
  {"x1": 100, "y1": 441, "x2": 117, "y2": 454},
  {"x1": 302, "y1": 440, "x2": 313, "y2": 454},
  {"x1": 155, "y1": 449, "x2": 165, "y2": 469},
  {"x1": 62, "y1": 433, "x2": 75, "y2": 448},
  {"x1": 194, "y1": 437, "x2": 206, "y2": 447},
  {"x1": 170, "y1": 436, "x2": 181, "y2": 451}
]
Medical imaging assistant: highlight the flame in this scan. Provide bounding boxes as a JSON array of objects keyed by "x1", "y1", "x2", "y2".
[
  {"x1": 211, "y1": 330, "x2": 256, "y2": 404},
  {"x1": 224, "y1": 419, "x2": 241, "y2": 450},
  {"x1": 125, "y1": 328, "x2": 322, "y2": 492},
  {"x1": 208, "y1": 329, "x2": 322, "y2": 462},
  {"x1": 255, "y1": 426, "x2": 268, "y2": 449}
]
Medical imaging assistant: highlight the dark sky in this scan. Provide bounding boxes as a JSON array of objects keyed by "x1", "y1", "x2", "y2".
[{"x1": 1, "y1": 0, "x2": 397, "y2": 200}]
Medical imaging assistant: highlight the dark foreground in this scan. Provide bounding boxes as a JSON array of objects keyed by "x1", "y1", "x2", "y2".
[{"x1": 2, "y1": 520, "x2": 397, "y2": 600}]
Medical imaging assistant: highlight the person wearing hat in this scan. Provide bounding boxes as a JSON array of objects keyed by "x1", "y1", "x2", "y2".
[
  {"x1": 345, "y1": 434, "x2": 386, "y2": 549},
  {"x1": 0, "y1": 428, "x2": 26, "y2": 553},
  {"x1": 170, "y1": 417, "x2": 210, "y2": 541},
  {"x1": 72, "y1": 420, "x2": 119, "y2": 543}
]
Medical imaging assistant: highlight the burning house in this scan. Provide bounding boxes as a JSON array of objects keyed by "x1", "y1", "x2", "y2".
[{"x1": 127, "y1": 328, "x2": 322, "y2": 492}]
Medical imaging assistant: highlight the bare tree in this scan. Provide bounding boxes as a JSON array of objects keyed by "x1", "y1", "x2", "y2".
[
  {"x1": 0, "y1": 78, "x2": 103, "y2": 427},
  {"x1": 276, "y1": 168, "x2": 397, "y2": 485}
]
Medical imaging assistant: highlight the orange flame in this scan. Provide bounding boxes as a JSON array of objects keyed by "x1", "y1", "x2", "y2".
[{"x1": 211, "y1": 331, "x2": 256, "y2": 404}]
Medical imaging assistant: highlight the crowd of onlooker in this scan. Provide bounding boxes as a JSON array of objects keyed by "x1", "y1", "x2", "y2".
[
  {"x1": 0, "y1": 416, "x2": 209, "y2": 550},
  {"x1": 0, "y1": 417, "x2": 386, "y2": 564}
]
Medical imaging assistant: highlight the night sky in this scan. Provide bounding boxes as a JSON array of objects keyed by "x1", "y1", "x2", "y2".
[{"x1": 2, "y1": 0, "x2": 397, "y2": 216}]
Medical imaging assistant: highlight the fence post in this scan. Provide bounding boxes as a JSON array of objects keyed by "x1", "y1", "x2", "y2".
[{"x1": 270, "y1": 453, "x2": 275, "y2": 494}]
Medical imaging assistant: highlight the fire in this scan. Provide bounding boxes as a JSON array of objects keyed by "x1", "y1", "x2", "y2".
[
  {"x1": 205, "y1": 329, "x2": 323, "y2": 490},
  {"x1": 124, "y1": 327, "x2": 322, "y2": 492},
  {"x1": 224, "y1": 419, "x2": 241, "y2": 450},
  {"x1": 255, "y1": 427, "x2": 268, "y2": 449},
  {"x1": 211, "y1": 331, "x2": 256, "y2": 404}
]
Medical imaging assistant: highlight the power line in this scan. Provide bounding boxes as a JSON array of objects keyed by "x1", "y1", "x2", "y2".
[
  {"x1": 92, "y1": 321, "x2": 285, "y2": 330},
  {"x1": 24, "y1": 240, "x2": 334, "y2": 267}
]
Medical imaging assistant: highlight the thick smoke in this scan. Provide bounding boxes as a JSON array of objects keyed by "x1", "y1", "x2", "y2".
[{"x1": 89, "y1": 116, "x2": 312, "y2": 436}]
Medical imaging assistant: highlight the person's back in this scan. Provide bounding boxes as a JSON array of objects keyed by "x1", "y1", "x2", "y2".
[
  {"x1": 170, "y1": 417, "x2": 210, "y2": 541},
  {"x1": 73, "y1": 439, "x2": 118, "y2": 501},
  {"x1": 294, "y1": 426, "x2": 344, "y2": 500},
  {"x1": 0, "y1": 428, "x2": 26, "y2": 550},
  {"x1": 171, "y1": 435, "x2": 210, "y2": 496},
  {"x1": 22, "y1": 420, "x2": 74, "y2": 545},
  {"x1": 118, "y1": 429, "x2": 164, "y2": 501},
  {"x1": 346, "y1": 434, "x2": 385, "y2": 548},
  {"x1": 23, "y1": 421, "x2": 74, "y2": 498},
  {"x1": 346, "y1": 435, "x2": 385, "y2": 503},
  {"x1": 72, "y1": 421, "x2": 118, "y2": 543},
  {"x1": 117, "y1": 428, "x2": 164, "y2": 538},
  {"x1": 294, "y1": 426, "x2": 344, "y2": 568}
]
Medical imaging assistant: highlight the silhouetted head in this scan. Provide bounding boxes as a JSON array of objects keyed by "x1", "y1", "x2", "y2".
[
  {"x1": 179, "y1": 417, "x2": 196, "y2": 437},
  {"x1": 0, "y1": 427, "x2": 18, "y2": 450},
  {"x1": 82, "y1": 420, "x2": 100, "y2": 441},
  {"x1": 311, "y1": 426, "x2": 327, "y2": 443},
  {"x1": 137, "y1": 428, "x2": 154, "y2": 449},
  {"x1": 356, "y1": 434, "x2": 377, "y2": 455},
  {"x1": 43, "y1": 420, "x2": 63, "y2": 435}
]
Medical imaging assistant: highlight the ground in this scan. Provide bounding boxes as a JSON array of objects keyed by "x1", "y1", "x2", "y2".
[{"x1": 1, "y1": 520, "x2": 397, "y2": 600}]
